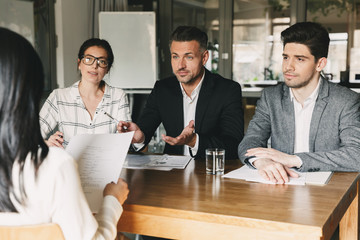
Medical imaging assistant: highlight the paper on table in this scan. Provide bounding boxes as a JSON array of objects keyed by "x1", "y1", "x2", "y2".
[
  {"x1": 223, "y1": 165, "x2": 332, "y2": 185},
  {"x1": 124, "y1": 154, "x2": 192, "y2": 170},
  {"x1": 222, "y1": 165, "x2": 306, "y2": 185},
  {"x1": 305, "y1": 171, "x2": 333, "y2": 185},
  {"x1": 66, "y1": 132, "x2": 134, "y2": 213}
]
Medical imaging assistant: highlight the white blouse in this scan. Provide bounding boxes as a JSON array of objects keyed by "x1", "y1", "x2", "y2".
[
  {"x1": 0, "y1": 147, "x2": 123, "y2": 240},
  {"x1": 40, "y1": 81, "x2": 131, "y2": 147}
]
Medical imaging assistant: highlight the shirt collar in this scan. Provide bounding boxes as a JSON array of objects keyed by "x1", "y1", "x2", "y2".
[
  {"x1": 72, "y1": 80, "x2": 110, "y2": 103},
  {"x1": 72, "y1": 81, "x2": 81, "y2": 101},
  {"x1": 179, "y1": 71, "x2": 205, "y2": 102},
  {"x1": 290, "y1": 77, "x2": 322, "y2": 104}
]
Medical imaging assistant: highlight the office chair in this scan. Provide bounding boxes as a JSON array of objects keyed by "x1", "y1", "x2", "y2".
[{"x1": 0, "y1": 223, "x2": 65, "y2": 240}]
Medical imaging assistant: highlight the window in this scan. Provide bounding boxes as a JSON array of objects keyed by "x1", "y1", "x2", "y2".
[
  {"x1": 307, "y1": 0, "x2": 360, "y2": 83},
  {"x1": 233, "y1": 0, "x2": 290, "y2": 84},
  {"x1": 173, "y1": 0, "x2": 220, "y2": 73}
]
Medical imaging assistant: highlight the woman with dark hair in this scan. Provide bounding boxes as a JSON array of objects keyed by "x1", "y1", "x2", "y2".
[
  {"x1": 40, "y1": 38, "x2": 131, "y2": 148},
  {"x1": 0, "y1": 27, "x2": 129, "y2": 239}
]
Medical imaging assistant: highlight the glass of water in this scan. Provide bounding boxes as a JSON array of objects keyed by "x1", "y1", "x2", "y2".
[{"x1": 205, "y1": 148, "x2": 225, "y2": 175}]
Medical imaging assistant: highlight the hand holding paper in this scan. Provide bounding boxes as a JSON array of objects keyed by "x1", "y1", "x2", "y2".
[
  {"x1": 66, "y1": 132, "x2": 134, "y2": 212},
  {"x1": 103, "y1": 178, "x2": 129, "y2": 205}
]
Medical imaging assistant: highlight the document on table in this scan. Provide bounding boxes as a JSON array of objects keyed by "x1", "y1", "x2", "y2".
[
  {"x1": 66, "y1": 132, "x2": 134, "y2": 213},
  {"x1": 223, "y1": 165, "x2": 332, "y2": 185},
  {"x1": 124, "y1": 154, "x2": 192, "y2": 170}
]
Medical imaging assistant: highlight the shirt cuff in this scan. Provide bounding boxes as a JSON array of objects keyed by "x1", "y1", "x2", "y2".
[
  {"x1": 133, "y1": 141, "x2": 145, "y2": 152},
  {"x1": 245, "y1": 156, "x2": 303, "y2": 170},
  {"x1": 294, "y1": 155, "x2": 303, "y2": 169},
  {"x1": 100, "y1": 195, "x2": 123, "y2": 220},
  {"x1": 244, "y1": 156, "x2": 269, "y2": 169},
  {"x1": 244, "y1": 156, "x2": 258, "y2": 169},
  {"x1": 187, "y1": 133, "x2": 199, "y2": 156}
]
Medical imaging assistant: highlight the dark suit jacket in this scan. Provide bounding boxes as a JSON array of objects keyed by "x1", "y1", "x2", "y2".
[
  {"x1": 137, "y1": 69, "x2": 244, "y2": 159},
  {"x1": 238, "y1": 79, "x2": 360, "y2": 172}
]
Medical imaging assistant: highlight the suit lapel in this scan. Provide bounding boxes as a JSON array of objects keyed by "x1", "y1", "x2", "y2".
[
  {"x1": 309, "y1": 79, "x2": 329, "y2": 152},
  {"x1": 281, "y1": 84, "x2": 295, "y2": 152},
  {"x1": 170, "y1": 78, "x2": 185, "y2": 134},
  {"x1": 195, "y1": 70, "x2": 214, "y2": 132}
]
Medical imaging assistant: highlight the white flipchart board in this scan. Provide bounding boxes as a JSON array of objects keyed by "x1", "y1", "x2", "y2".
[
  {"x1": 0, "y1": 0, "x2": 34, "y2": 46},
  {"x1": 99, "y1": 12, "x2": 156, "y2": 89}
]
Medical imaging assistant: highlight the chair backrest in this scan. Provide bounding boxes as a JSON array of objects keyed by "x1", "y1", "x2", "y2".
[{"x1": 0, "y1": 223, "x2": 65, "y2": 240}]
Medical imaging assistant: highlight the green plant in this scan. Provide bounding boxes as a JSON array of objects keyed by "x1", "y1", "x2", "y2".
[{"x1": 269, "y1": 0, "x2": 358, "y2": 17}]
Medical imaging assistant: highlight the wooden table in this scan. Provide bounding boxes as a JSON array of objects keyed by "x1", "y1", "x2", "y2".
[{"x1": 118, "y1": 159, "x2": 360, "y2": 240}]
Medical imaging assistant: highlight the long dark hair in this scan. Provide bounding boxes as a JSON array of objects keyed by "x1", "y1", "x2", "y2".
[{"x1": 0, "y1": 27, "x2": 49, "y2": 212}]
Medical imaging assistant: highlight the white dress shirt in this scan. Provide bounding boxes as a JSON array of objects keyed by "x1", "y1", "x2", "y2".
[
  {"x1": 179, "y1": 73, "x2": 205, "y2": 156},
  {"x1": 291, "y1": 78, "x2": 321, "y2": 153}
]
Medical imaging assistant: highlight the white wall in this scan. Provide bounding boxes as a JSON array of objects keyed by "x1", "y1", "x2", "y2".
[{"x1": 55, "y1": 0, "x2": 91, "y2": 88}]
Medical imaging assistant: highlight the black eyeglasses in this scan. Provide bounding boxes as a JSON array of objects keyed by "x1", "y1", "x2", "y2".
[{"x1": 81, "y1": 54, "x2": 109, "y2": 68}]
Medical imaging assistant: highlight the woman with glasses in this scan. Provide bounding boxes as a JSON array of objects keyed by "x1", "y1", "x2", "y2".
[
  {"x1": 40, "y1": 38, "x2": 131, "y2": 148},
  {"x1": 0, "y1": 27, "x2": 129, "y2": 240}
]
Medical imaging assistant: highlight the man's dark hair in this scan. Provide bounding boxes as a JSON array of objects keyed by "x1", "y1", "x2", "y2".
[
  {"x1": 169, "y1": 26, "x2": 208, "y2": 51},
  {"x1": 77, "y1": 38, "x2": 114, "y2": 70},
  {"x1": 281, "y1": 22, "x2": 330, "y2": 61}
]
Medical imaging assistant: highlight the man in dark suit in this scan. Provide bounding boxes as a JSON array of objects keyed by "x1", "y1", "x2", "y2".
[
  {"x1": 119, "y1": 26, "x2": 244, "y2": 159},
  {"x1": 238, "y1": 22, "x2": 360, "y2": 184}
]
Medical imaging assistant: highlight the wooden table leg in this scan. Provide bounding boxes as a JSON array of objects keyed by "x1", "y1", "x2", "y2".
[{"x1": 339, "y1": 180, "x2": 359, "y2": 240}]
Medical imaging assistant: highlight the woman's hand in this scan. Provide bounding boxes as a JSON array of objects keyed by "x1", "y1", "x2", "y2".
[
  {"x1": 117, "y1": 121, "x2": 145, "y2": 144},
  {"x1": 45, "y1": 131, "x2": 64, "y2": 148},
  {"x1": 103, "y1": 178, "x2": 129, "y2": 205}
]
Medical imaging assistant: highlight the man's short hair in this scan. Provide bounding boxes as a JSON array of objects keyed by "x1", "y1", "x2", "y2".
[
  {"x1": 281, "y1": 22, "x2": 330, "y2": 61},
  {"x1": 169, "y1": 26, "x2": 208, "y2": 51}
]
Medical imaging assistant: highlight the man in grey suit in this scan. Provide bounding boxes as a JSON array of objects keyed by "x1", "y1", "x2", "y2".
[{"x1": 238, "y1": 22, "x2": 360, "y2": 184}]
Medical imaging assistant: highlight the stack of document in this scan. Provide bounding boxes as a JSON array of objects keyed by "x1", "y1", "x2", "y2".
[
  {"x1": 223, "y1": 165, "x2": 333, "y2": 185},
  {"x1": 124, "y1": 154, "x2": 192, "y2": 171}
]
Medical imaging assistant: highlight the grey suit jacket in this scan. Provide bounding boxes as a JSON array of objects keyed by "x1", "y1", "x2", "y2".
[{"x1": 238, "y1": 79, "x2": 360, "y2": 172}]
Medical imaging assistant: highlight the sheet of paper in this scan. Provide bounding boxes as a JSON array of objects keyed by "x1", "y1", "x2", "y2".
[
  {"x1": 124, "y1": 154, "x2": 192, "y2": 170},
  {"x1": 223, "y1": 165, "x2": 332, "y2": 185},
  {"x1": 222, "y1": 165, "x2": 306, "y2": 185},
  {"x1": 305, "y1": 171, "x2": 333, "y2": 185},
  {"x1": 66, "y1": 132, "x2": 134, "y2": 213}
]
